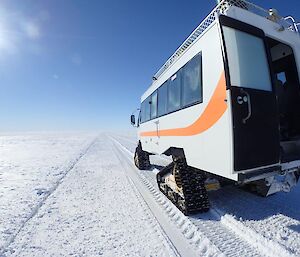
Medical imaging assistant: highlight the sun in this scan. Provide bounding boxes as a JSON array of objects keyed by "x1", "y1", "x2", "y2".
[{"x1": 0, "y1": 18, "x2": 17, "y2": 54}]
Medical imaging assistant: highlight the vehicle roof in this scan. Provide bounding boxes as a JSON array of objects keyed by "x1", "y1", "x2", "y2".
[{"x1": 141, "y1": 0, "x2": 300, "y2": 102}]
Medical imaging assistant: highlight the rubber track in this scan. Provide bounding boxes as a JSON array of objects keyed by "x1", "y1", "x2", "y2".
[{"x1": 157, "y1": 160, "x2": 210, "y2": 215}]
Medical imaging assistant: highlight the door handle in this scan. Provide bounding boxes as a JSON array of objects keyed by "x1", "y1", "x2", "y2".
[
  {"x1": 237, "y1": 96, "x2": 244, "y2": 105},
  {"x1": 239, "y1": 89, "x2": 252, "y2": 124}
]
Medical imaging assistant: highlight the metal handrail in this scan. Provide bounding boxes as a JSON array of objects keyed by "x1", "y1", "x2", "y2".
[
  {"x1": 284, "y1": 16, "x2": 299, "y2": 32},
  {"x1": 152, "y1": 0, "x2": 299, "y2": 81}
]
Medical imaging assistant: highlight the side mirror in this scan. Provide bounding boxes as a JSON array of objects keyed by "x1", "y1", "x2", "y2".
[{"x1": 130, "y1": 114, "x2": 135, "y2": 126}]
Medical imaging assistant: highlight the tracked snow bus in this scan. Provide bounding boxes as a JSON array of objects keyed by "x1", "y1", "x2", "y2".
[{"x1": 130, "y1": 0, "x2": 300, "y2": 215}]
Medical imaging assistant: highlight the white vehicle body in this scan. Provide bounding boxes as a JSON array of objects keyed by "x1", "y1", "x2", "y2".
[{"x1": 136, "y1": 0, "x2": 300, "y2": 187}]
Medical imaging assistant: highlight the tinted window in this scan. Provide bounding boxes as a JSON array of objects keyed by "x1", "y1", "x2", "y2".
[
  {"x1": 145, "y1": 96, "x2": 151, "y2": 121},
  {"x1": 223, "y1": 26, "x2": 272, "y2": 91},
  {"x1": 140, "y1": 101, "x2": 146, "y2": 123},
  {"x1": 182, "y1": 54, "x2": 202, "y2": 106},
  {"x1": 158, "y1": 81, "x2": 168, "y2": 116},
  {"x1": 150, "y1": 91, "x2": 157, "y2": 119},
  {"x1": 168, "y1": 71, "x2": 181, "y2": 112}
]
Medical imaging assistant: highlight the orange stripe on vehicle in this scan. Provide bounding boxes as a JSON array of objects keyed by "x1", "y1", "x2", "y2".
[{"x1": 140, "y1": 72, "x2": 227, "y2": 137}]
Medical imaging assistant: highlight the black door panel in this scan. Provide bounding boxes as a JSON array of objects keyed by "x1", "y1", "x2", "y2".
[{"x1": 231, "y1": 86, "x2": 280, "y2": 171}]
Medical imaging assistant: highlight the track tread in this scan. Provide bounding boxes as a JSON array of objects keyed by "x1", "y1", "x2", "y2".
[
  {"x1": 157, "y1": 158, "x2": 210, "y2": 215},
  {"x1": 134, "y1": 143, "x2": 150, "y2": 170}
]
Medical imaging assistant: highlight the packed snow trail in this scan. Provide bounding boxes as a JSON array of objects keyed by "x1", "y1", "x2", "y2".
[
  {"x1": 0, "y1": 133, "x2": 96, "y2": 252},
  {"x1": 111, "y1": 137, "x2": 265, "y2": 256},
  {"x1": 111, "y1": 138, "x2": 224, "y2": 257},
  {"x1": 1, "y1": 132, "x2": 299, "y2": 257},
  {"x1": 0, "y1": 134, "x2": 177, "y2": 257},
  {"x1": 109, "y1": 133, "x2": 300, "y2": 257},
  {"x1": 0, "y1": 137, "x2": 97, "y2": 256}
]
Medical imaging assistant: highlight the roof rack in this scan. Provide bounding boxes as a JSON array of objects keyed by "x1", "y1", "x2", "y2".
[{"x1": 153, "y1": 0, "x2": 299, "y2": 80}]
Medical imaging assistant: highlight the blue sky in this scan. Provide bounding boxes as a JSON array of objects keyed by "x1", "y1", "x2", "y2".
[{"x1": 0, "y1": 0, "x2": 298, "y2": 131}]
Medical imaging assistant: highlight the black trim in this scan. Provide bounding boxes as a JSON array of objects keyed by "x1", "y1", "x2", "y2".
[
  {"x1": 219, "y1": 15, "x2": 277, "y2": 92},
  {"x1": 219, "y1": 15, "x2": 279, "y2": 112},
  {"x1": 167, "y1": 68, "x2": 182, "y2": 113},
  {"x1": 218, "y1": 18, "x2": 231, "y2": 90},
  {"x1": 150, "y1": 90, "x2": 158, "y2": 120},
  {"x1": 238, "y1": 165, "x2": 281, "y2": 182},
  {"x1": 219, "y1": 15, "x2": 264, "y2": 38},
  {"x1": 143, "y1": 100, "x2": 202, "y2": 123},
  {"x1": 219, "y1": 15, "x2": 280, "y2": 171}
]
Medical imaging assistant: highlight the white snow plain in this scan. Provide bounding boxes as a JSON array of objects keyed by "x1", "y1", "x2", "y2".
[
  {"x1": 0, "y1": 132, "x2": 176, "y2": 257},
  {"x1": 0, "y1": 132, "x2": 299, "y2": 257}
]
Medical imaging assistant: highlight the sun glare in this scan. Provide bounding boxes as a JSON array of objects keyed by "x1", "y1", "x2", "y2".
[
  {"x1": 0, "y1": 5, "x2": 43, "y2": 58},
  {"x1": 0, "y1": 22, "x2": 9, "y2": 50},
  {"x1": 0, "y1": 15, "x2": 17, "y2": 55}
]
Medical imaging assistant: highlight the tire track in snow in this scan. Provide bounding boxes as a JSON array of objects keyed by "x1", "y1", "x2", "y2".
[
  {"x1": 111, "y1": 136, "x2": 294, "y2": 257},
  {"x1": 109, "y1": 135, "x2": 300, "y2": 252},
  {"x1": 140, "y1": 167, "x2": 264, "y2": 257},
  {"x1": 111, "y1": 145, "x2": 180, "y2": 257},
  {"x1": 110, "y1": 137, "x2": 223, "y2": 257},
  {"x1": 0, "y1": 137, "x2": 98, "y2": 256}
]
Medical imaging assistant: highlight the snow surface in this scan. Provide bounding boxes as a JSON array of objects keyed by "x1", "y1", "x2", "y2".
[
  {"x1": 109, "y1": 133, "x2": 300, "y2": 257},
  {"x1": 0, "y1": 133, "x2": 176, "y2": 256},
  {"x1": 0, "y1": 132, "x2": 299, "y2": 257}
]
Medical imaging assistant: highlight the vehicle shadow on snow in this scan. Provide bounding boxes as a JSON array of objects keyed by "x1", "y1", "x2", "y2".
[{"x1": 207, "y1": 184, "x2": 300, "y2": 223}]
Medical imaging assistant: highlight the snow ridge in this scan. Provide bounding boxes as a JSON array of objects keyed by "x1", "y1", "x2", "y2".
[
  {"x1": 122, "y1": 172, "x2": 179, "y2": 257},
  {"x1": 215, "y1": 210, "x2": 294, "y2": 257}
]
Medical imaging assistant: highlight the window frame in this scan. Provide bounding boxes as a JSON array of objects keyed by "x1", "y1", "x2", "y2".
[
  {"x1": 140, "y1": 101, "x2": 145, "y2": 123},
  {"x1": 222, "y1": 26, "x2": 272, "y2": 91},
  {"x1": 167, "y1": 69, "x2": 183, "y2": 113},
  {"x1": 144, "y1": 95, "x2": 151, "y2": 122},
  {"x1": 139, "y1": 52, "x2": 203, "y2": 124},
  {"x1": 150, "y1": 90, "x2": 158, "y2": 119},
  {"x1": 219, "y1": 15, "x2": 276, "y2": 92},
  {"x1": 157, "y1": 81, "x2": 168, "y2": 117},
  {"x1": 181, "y1": 53, "x2": 203, "y2": 108}
]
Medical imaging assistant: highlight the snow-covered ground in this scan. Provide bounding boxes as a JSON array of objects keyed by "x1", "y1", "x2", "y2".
[
  {"x1": 0, "y1": 132, "x2": 177, "y2": 256},
  {"x1": 0, "y1": 132, "x2": 299, "y2": 257},
  {"x1": 0, "y1": 133, "x2": 96, "y2": 254},
  {"x1": 109, "y1": 133, "x2": 300, "y2": 257}
]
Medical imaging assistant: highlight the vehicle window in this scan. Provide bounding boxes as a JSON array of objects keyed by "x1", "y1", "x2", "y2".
[
  {"x1": 150, "y1": 91, "x2": 157, "y2": 119},
  {"x1": 157, "y1": 81, "x2": 168, "y2": 116},
  {"x1": 223, "y1": 26, "x2": 272, "y2": 91},
  {"x1": 182, "y1": 54, "x2": 202, "y2": 106},
  {"x1": 168, "y1": 70, "x2": 181, "y2": 112},
  {"x1": 145, "y1": 96, "x2": 151, "y2": 121},
  {"x1": 140, "y1": 101, "x2": 145, "y2": 123}
]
